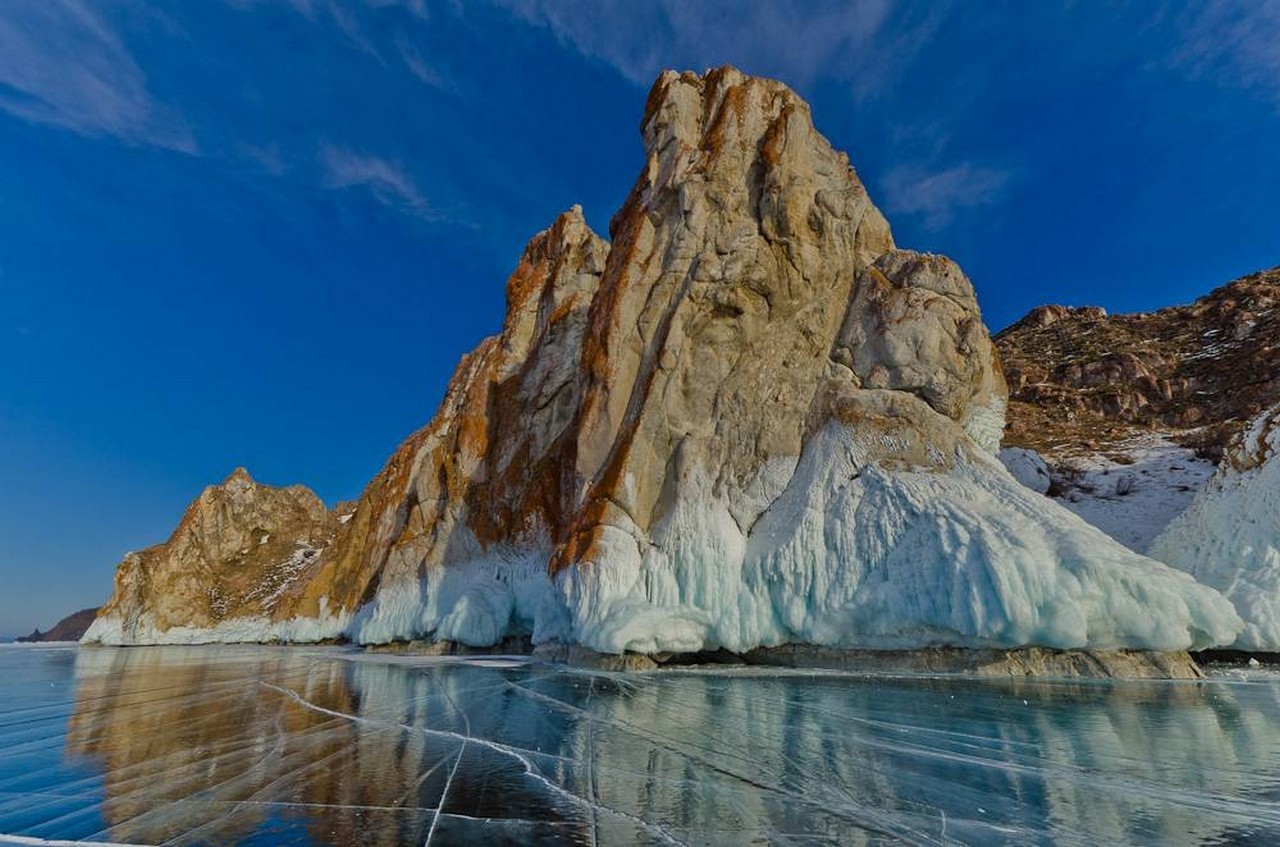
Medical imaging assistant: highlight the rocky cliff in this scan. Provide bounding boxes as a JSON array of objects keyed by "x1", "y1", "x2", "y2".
[{"x1": 85, "y1": 67, "x2": 1241, "y2": 654}]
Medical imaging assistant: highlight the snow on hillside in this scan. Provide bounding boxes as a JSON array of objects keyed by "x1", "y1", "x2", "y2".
[{"x1": 1044, "y1": 435, "x2": 1217, "y2": 554}]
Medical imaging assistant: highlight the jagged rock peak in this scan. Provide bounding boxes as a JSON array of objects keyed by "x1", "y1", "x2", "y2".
[
  {"x1": 220, "y1": 466, "x2": 256, "y2": 494},
  {"x1": 640, "y1": 66, "x2": 814, "y2": 161},
  {"x1": 619, "y1": 66, "x2": 894, "y2": 266},
  {"x1": 499, "y1": 205, "x2": 608, "y2": 371},
  {"x1": 1010, "y1": 304, "x2": 1108, "y2": 331}
]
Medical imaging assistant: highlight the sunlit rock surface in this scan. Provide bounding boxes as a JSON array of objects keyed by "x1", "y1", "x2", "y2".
[
  {"x1": 997, "y1": 265, "x2": 1280, "y2": 459},
  {"x1": 3, "y1": 646, "x2": 1280, "y2": 845},
  {"x1": 1151, "y1": 404, "x2": 1280, "y2": 649},
  {"x1": 83, "y1": 468, "x2": 353, "y2": 645},
  {"x1": 86, "y1": 67, "x2": 1241, "y2": 654}
]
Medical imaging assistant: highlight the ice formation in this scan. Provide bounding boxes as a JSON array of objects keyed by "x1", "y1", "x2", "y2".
[
  {"x1": 999, "y1": 447, "x2": 1051, "y2": 494},
  {"x1": 555, "y1": 421, "x2": 1239, "y2": 654},
  {"x1": 1150, "y1": 405, "x2": 1280, "y2": 649}
]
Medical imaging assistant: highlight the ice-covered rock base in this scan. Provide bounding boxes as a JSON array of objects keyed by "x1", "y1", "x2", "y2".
[{"x1": 85, "y1": 432, "x2": 1244, "y2": 656}]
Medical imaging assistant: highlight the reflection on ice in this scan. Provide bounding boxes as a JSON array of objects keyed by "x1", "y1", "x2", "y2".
[{"x1": 1, "y1": 646, "x2": 1279, "y2": 845}]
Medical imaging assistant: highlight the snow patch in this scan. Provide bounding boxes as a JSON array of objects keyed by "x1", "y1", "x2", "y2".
[{"x1": 1048, "y1": 434, "x2": 1215, "y2": 554}]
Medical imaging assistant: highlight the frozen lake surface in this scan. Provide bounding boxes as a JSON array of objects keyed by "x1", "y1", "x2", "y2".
[{"x1": 1, "y1": 645, "x2": 1279, "y2": 845}]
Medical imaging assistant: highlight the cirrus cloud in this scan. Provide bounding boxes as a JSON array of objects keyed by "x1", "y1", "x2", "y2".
[
  {"x1": 880, "y1": 163, "x2": 1011, "y2": 231},
  {"x1": 0, "y1": 0, "x2": 194, "y2": 151}
]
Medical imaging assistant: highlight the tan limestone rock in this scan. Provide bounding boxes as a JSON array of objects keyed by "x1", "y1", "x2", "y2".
[{"x1": 87, "y1": 468, "x2": 339, "y2": 642}]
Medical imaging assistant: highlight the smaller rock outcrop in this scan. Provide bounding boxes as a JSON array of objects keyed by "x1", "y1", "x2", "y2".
[
  {"x1": 1150, "y1": 405, "x2": 1280, "y2": 649},
  {"x1": 16, "y1": 608, "x2": 99, "y2": 642},
  {"x1": 83, "y1": 469, "x2": 350, "y2": 644}
]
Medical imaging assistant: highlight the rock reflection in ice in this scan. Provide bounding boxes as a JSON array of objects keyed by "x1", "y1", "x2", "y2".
[{"x1": 0, "y1": 645, "x2": 1279, "y2": 845}]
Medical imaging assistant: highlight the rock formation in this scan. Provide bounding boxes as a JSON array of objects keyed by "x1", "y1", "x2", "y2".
[
  {"x1": 1150, "y1": 404, "x2": 1280, "y2": 649},
  {"x1": 16, "y1": 607, "x2": 98, "y2": 642},
  {"x1": 85, "y1": 67, "x2": 1242, "y2": 654},
  {"x1": 83, "y1": 468, "x2": 350, "y2": 644}
]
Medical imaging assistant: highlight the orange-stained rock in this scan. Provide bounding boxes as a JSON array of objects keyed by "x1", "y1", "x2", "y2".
[{"x1": 86, "y1": 468, "x2": 343, "y2": 642}]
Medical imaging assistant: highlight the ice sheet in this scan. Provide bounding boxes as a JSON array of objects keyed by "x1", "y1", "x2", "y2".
[{"x1": 3, "y1": 645, "x2": 1280, "y2": 846}]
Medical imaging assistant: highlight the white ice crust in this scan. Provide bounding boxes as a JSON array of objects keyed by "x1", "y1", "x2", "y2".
[
  {"x1": 999, "y1": 447, "x2": 1051, "y2": 495},
  {"x1": 1049, "y1": 435, "x2": 1217, "y2": 554},
  {"x1": 1150, "y1": 407, "x2": 1280, "y2": 649},
  {"x1": 560, "y1": 423, "x2": 1239, "y2": 654},
  {"x1": 82, "y1": 598, "x2": 352, "y2": 646},
  {"x1": 86, "y1": 425, "x2": 1243, "y2": 654}
]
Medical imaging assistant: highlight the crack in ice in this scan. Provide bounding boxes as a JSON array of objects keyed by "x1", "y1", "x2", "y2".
[{"x1": 258, "y1": 680, "x2": 686, "y2": 845}]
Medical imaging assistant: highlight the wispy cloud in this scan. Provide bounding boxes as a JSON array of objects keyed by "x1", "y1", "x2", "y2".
[
  {"x1": 880, "y1": 163, "x2": 1010, "y2": 231},
  {"x1": 1169, "y1": 1, "x2": 1280, "y2": 109},
  {"x1": 492, "y1": 0, "x2": 942, "y2": 96},
  {"x1": 0, "y1": 0, "x2": 194, "y2": 151},
  {"x1": 318, "y1": 144, "x2": 442, "y2": 220},
  {"x1": 233, "y1": 0, "x2": 448, "y2": 89},
  {"x1": 396, "y1": 37, "x2": 452, "y2": 90}
]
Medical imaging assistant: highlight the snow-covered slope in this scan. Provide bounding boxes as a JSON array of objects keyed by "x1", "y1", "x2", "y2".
[
  {"x1": 1043, "y1": 435, "x2": 1216, "y2": 554},
  {"x1": 1150, "y1": 406, "x2": 1280, "y2": 649}
]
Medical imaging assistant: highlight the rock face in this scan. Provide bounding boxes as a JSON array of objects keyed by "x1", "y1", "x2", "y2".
[
  {"x1": 997, "y1": 267, "x2": 1280, "y2": 460},
  {"x1": 85, "y1": 67, "x2": 1241, "y2": 654},
  {"x1": 17, "y1": 607, "x2": 99, "y2": 643},
  {"x1": 83, "y1": 469, "x2": 350, "y2": 644},
  {"x1": 1150, "y1": 405, "x2": 1280, "y2": 649}
]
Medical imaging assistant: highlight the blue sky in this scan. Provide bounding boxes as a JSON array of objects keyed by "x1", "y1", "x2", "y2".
[{"x1": 1, "y1": 1, "x2": 1277, "y2": 636}]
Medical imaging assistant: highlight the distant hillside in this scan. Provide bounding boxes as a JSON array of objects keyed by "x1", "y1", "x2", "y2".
[
  {"x1": 17, "y1": 608, "x2": 100, "y2": 643},
  {"x1": 997, "y1": 266, "x2": 1280, "y2": 460}
]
